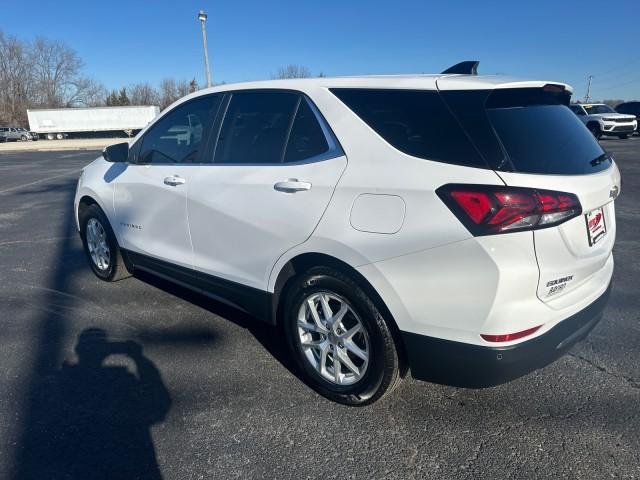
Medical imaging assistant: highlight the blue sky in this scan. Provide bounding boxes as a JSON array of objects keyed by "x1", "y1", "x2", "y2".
[{"x1": 3, "y1": 0, "x2": 639, "y2": 100}]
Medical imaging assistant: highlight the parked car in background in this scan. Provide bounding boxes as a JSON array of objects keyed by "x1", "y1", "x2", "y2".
[
  {"x1": 615, "y1": 101, "x2": 640, "y2": 135},
  {"x1": 0, "y1": 127, "x2": 32, "y2": 142},
  {"x1": 75, "y1": 62, "x2": 619, "y2": 405},
  {"x1": 569, "y1": 103, "x2": 637, "y2": 139}
]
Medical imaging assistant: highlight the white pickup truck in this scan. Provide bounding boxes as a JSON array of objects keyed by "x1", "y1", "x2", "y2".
[{"x1": 569, "y1": 103, "x2": 637, "y2": 139}]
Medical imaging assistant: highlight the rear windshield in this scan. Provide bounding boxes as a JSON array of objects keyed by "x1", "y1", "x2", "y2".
[{"x1": 441, "y1": 88, "x2": 610, "y2": 175}]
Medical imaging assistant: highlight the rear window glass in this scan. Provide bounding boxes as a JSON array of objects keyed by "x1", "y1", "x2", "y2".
[
  {"x1": 487, "y1": 105, "x2": 609, "y2": 174},
  {"x1": 330, "y1": 89, "x2": 486, "y2": 168},
  {"x1": 441, "y1": 88, "x2": 610, "y2": 175}
]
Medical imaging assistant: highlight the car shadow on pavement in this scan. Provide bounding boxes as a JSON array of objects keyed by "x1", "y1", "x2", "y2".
[{"x1": 133, "y1": 270, "x2": 303, "y2": 384}]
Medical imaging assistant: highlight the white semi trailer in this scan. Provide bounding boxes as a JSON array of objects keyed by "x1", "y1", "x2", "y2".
[{"x1": 27, "y1": 105, "x2": 160, "y2": 140}]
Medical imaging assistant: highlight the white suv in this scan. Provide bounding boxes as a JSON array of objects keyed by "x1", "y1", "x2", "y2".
[
  {"x1": 75, "y1": 62, "x2": 619, "y2": 405},
  {"x1": 569, "y1": 103, "x2": 637, "y2": 139}
]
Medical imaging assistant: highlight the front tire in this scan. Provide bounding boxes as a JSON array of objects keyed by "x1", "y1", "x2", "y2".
[
  {"x1": 283, "y1": 267, "x2": 402, "y2": 405},
  {"x1": 20, "y1": 135, "x2": 27, "y2": 141},
  {"x1": 79, "y1": 204, "x2": 131, "y2": 282},
  {"x1": 588, "y1": 123, "x2": 602, "y2": 139},
  {"x1": 618, "y1": 134, "x2": 629, "y2": 139}
]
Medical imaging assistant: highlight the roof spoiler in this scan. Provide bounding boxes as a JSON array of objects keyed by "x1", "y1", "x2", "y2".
[{"x1": 441, "y1": 61, "x2": 479, "y2": 75}]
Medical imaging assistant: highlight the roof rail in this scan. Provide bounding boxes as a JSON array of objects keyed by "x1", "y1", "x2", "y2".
[{"x1": 441, "y1": 61, "x2": 479, "y2": 75}]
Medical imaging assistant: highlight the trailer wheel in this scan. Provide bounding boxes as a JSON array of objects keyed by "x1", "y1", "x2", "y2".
[
  {"x1": 46, "y1": 133, "x2": 55, "y2": 140},
  {"x1": 55, "y1": 133, "x2": 64, "y2": 140}
]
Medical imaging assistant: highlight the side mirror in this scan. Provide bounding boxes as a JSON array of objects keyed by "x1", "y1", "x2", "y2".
[{"x1": 103, "y1": 142, "x2": 129, "y2": 163}]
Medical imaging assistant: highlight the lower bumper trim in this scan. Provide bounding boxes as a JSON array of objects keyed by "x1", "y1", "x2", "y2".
[{"x1": 401, "y1": 282, "x2": 612, "y2": 388}]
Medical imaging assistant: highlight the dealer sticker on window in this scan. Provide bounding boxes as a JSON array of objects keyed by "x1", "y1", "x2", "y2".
[{"x1": 585, "y1": 207, "x2": 607, "y2": 246}]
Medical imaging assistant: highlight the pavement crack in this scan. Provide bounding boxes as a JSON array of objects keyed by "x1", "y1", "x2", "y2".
[{"x1": 568, "y1": 352, "x2": 640, "y2": 389}]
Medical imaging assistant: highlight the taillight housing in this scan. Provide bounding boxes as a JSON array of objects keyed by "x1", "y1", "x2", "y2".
[{"x1": 436, "y1": 184, "x2": 582, "y2": 236}]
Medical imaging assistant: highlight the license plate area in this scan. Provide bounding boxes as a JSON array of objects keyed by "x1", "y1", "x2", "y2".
[{"x1": 585, "y1": 207, "x2": 607, "y2": 246}]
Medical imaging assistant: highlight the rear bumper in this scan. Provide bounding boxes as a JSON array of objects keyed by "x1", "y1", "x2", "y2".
[{"x1": 401, "y1": 281, "x2": 612, "y2": 388}]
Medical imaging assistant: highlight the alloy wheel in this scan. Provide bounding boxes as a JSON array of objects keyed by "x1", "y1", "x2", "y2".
[
  {"x1": 86, "y1": 218, "x2": 110, "y2": 271},
  {"x1": 296, "y1": 291, "x2": 370, "y2": 386}
]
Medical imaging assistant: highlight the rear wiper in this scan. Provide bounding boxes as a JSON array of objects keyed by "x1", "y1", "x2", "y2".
[{"x1": 590, "y1": 153, "x2": 610, "y2": 167}]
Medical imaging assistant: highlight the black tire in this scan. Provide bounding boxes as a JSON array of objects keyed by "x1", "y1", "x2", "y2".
[
  {"x1": 79, "y1": 204, "x2": 132, "y2": 282},
  {"x1": 587, "y1": 123, "x2": 602, "y2": 139},
  {"x1": 618, "y1": 134, "x2": 629, "y2": 139},
  {"x1": 283, "y1": 266, "x2": 402, "y2": 405},
  {"x1": 20, "y1": 135, "x2": 27, "y2": 141}
]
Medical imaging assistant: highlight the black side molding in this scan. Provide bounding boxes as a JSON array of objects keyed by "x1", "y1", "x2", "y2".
[
  {"x1": 123, "y1": 249, "x2": 274, "y2": 324},
  {"x1": 441, "y1": 61, "x2": 479, "y2": 75}
]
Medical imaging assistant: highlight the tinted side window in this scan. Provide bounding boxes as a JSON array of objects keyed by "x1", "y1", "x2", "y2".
[
  {"x1": 139, "y1": 95, "x2": 220, "y2": 164},
  {"x1": 284, "y1": 98, "x2": 329, "y2": 163},
  {"x1": 331, "y1": 89, "x2": 486, "y2": 167},
  {"x1": 214, "y1": 92, "x2": 299, "y2": 164}
]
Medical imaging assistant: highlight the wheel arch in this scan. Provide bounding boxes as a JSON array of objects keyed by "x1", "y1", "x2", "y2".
[
  {"x1": 76, "y1": 193, "x2": 120, "y2": 244},
  {"x1": 271, "y1": 252, "x2": 408, "y2": 374}
]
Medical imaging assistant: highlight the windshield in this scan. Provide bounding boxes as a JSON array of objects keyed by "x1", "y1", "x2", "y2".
[{"x1": 584, "y1": 105, "x2": 615, "y2": 114}]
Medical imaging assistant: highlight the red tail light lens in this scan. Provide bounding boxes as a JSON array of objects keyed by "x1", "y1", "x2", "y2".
[
  {"x1": 481, "y1": 325, "x2": 542, "y2": 343},
  {"x1": 437, "y1": 184, "x2": 582, "y2": 236}
]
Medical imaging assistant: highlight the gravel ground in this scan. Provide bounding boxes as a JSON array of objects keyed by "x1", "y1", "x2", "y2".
[{"x1": 0, "y1": 139, "x2": 638, "y2": 479}]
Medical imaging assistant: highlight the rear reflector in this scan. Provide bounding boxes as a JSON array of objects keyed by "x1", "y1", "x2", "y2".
[
  {"x1": 437, "y1": 184, "x2": 582, "y2": 236},
  {"x1": 480, "y1": 325, "x2": 542, "y2": 343}
]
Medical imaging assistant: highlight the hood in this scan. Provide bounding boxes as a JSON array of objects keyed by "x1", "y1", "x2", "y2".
[{"x1": 589, "y1": 113, "x2": 636, "y2": 120}]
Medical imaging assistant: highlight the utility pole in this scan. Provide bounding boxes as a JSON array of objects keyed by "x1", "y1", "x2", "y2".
[
  {"x1": 584, "y1": 75, "x2": 593, "y2": 103},
  {"x1": 198, "y1": 10, "x2": 213, "y2": 88}
]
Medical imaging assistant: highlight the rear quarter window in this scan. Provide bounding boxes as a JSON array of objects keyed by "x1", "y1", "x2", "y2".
[{"x1": 330, "y1": 88, "x2": 487, "y2": 168}]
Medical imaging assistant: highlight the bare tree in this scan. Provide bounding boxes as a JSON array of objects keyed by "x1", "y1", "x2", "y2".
[
  {"x1": 176, "y1": 79, "x2": 191, "y2": 99},
  {"x1": 0, "y1": 32, "x2": 33, "y2": 125},
  {"x1": 31, "y1": 37, "x2": 85, "y2": 107},
  {"x1": 159, "y1": 77, "x2": 178, "y2": 110},
  {"x1": 273, "y1": 64, "x2": 311, "y2": 79},
  {"x1": 128, "y1": 82, "x2": 160, "y2": 106}
]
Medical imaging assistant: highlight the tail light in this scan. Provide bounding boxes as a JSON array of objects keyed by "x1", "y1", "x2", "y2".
[{"x1": 436, "y1": 184, "x2": 582, "y2": 236}]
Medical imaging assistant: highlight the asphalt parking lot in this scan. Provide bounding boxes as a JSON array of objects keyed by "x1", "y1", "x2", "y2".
[{"x1": 0, "y1": 139, "x2": 638, "y2": 479}]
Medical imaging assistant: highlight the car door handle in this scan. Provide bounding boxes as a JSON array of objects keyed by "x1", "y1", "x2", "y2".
[
  {"x1": 164, "y1": 175, "x2": 186, "y2": 186},
  {"x1": 274, "y1": 179, "x2": 312, "y2": 193}
]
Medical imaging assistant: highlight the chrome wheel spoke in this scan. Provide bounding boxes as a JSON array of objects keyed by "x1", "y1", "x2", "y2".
[
  {"x1": 301, "y1": 338, "x2": 325, "y2": 349},
  {"x1": 331, "y1": 304, "x2": 348, "y2": 329},
  {"x1": 319, "y1": 294, "x2": 333, "y2": 321},
  {"x1": 318, "y1": 343, "x2": 330, "y2": 377},
  {"x1": 307, "y1": 298, "x2": 328, "y2": 333},
  {"x1": 342, "y1": 322, "x2": 361, "y2": 340},
  {"x1": 333, "y1": 356, "x2": 342, "y2": 383},
  {"x1": 337, "y1": 348, "x2": 361, "y2": 378},
  {"x1": 345, "y1": 340, "x2": 368, "y2": 362}
]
